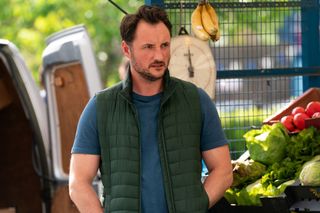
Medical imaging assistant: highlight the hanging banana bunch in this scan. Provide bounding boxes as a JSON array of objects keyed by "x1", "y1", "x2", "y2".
[
  {"x1": 191, "y1": 4, "x2": 210, "y2": 41},
  {"x1": 191, "y1": 0, "x2": 220, "y2": 42}
]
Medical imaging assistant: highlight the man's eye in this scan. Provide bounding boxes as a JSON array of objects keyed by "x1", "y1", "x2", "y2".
[
  {"x1": 161, "y1": 43, "x2": 170, "y2": 48},
  {"x1": 144, "y1": 45, "x2": 153, "y2": 49}
]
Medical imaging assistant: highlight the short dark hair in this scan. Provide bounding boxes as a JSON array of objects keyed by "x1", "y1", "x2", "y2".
[{"x1": 120, "y1": 5, "x2": 172, "y2": 44}]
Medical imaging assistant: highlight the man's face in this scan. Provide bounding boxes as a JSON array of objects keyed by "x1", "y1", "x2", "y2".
[{"x1": 123, "y1": 20, "x2": 171, "y2": 82}]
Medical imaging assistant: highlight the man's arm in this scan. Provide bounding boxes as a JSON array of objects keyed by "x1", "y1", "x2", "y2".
[
  {"x1": 69, "y1": 154, "x2": 103, "y2": 213},
  {"x1": 202, "y1": 144, "x2": 233, "y2": 208}
]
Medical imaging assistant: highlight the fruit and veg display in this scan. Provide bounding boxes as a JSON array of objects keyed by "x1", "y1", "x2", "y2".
[
  {"x1": 191, "y1": 0, "x2": 220, "y2": 42},
  {"x1": 225, "y1": 122, "x2": 320, "y2": 206}
]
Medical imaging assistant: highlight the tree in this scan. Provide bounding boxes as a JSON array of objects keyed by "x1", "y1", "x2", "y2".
[{"x1": 0, "y1": 0, "x2": 143, "y2": 86}]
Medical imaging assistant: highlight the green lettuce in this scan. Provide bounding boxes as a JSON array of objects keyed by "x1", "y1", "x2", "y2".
[
  {"x1": 236, "y1": 179, "x2": 264, "y2": 206},
  {"x1": 232, "y1": 159, "x2": 266, "y2": 188},
  {"x1": 261, "y1": 157, "x2": 301, "y2": 187},
  {"x1": 232, "y1": 179, "x2": 295, "y2": 206},
  {"x1": 244, "y1": 123, "x2": 289, "y2": 165},
  {"x1": 287, "y1": 127, "x2": 320, "y2": 162},
  {"x1": 299, "y1": 155, "x2": 320, "y2": 186}
]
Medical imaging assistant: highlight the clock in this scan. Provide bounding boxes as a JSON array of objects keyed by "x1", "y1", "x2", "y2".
[{"x1": 169, "y1": 35, "x2": 216, "y2": 99}]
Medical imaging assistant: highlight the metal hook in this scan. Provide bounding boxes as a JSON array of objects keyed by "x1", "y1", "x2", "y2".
[{"x1": 178, "y1": 0, "x2": 189, "y2": 35}]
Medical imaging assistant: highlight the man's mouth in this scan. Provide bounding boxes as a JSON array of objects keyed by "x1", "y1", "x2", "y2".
[{"x1": 150, "y1": 63, "x2": 165, "y2": 68}]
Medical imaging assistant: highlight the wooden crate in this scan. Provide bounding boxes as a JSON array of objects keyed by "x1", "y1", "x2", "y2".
[{"x1": 263, "y1": 88, "x2": 320, "y2": 126}]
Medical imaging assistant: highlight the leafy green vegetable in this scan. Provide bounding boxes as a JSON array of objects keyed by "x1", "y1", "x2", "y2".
[
  {"x1": 287, "y1": 127, "x2": 320, "y2": 162},
  {"x1": 261, "y1": 157, "x2": 301, "y2": 187},
  {"x1": 232, "y1": 159, "x2": 266, "y2": 188},
  {"x1": 224, "y1": 188, "x2": 238, "y2": 204},
  {"x1": 244, "y1": 123, "x2": 289, "y2": 165},
  {"x1": 299, "y1": 155, "x2": 320, "y2": 186},
  {"x1": 233, "y1": 179, "x2": 296, "y2": 206},
  {"x1": 225, "y1": 125, "x2": 320, "y2": 206},
  {"x1": 236, "y1": 179, "x2": 264, "y2": 206}
]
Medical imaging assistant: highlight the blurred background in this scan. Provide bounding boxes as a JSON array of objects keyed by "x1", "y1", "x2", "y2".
[
  {"x1": 2, "y1": 0, "x2": 319, "y2": 160},
  {"x1": 1, "y1": 1, "x2": 320, "y2": 212},
  {"x1": 0, "y1": 0, "x2": 143, "y2": 87}
]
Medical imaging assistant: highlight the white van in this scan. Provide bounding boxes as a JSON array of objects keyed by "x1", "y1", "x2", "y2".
[{"x1": 0, "y1": 25, "x2": 102, "y2": 213}]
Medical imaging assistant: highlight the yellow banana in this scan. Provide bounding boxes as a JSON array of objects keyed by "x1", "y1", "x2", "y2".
[
  {"x1": 191, "y1": 4, "x2": 210, "y2": 41},
  {"x1": 201, "y1": 3, "x2": 217, "y2": 36},
  {"x1": 205, "y1": 2, "x2": 220, "y2": 42}
]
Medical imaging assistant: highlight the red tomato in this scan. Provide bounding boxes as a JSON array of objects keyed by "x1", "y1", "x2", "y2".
[
  {"x1": 293, "y1": 112, "x2": 310, "y2": 130},
  {"x1": 280, "y1": 115, "x2": 295, "y2": 132},
  {"x1": 291, "y1": 106, "x2": 305, "y2": 115},
  {"x1": 305, "y1": 101, "x2": 320, "y2": 117},
  {"x1": 312, "y1": 112, "x2": 320, "y2": 118}
]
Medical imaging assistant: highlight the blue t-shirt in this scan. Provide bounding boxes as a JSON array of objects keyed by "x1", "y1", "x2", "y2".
[{"x1": 72, "y1": 88, "x2": 228, "y2": 212}]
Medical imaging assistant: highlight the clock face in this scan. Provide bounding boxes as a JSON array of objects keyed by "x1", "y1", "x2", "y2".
[{"x1": 169, "y1": 35, "x2": 216, "y2": 99}]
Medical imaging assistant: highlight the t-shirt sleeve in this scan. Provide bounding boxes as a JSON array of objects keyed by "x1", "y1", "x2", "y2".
[
  {"x1": 71, "y1": 96, "x2": 101, "y2": 155},
  {"x1": 198, "y1": 88, "x2": 229, "y2": 151}
]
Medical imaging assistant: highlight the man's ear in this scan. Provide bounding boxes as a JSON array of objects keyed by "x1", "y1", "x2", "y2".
[{"x1": 121, "y1": 41, "x2": 130, "y2": 57}]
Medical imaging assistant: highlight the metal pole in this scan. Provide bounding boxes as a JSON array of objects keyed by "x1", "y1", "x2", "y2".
[
  {"x1": 145, "y1": 0, "x2": 164, "y2": 7},
  {"x1": 301, "y1": 0, "x2": 320, "y2": 90}
]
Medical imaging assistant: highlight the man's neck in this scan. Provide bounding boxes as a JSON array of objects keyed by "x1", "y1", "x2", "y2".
[{"x1": 132, "y1": 75, "x2": 163, "y2": 96}]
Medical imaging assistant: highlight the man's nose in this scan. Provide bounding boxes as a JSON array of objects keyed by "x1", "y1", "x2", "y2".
[{"x1": 154, "y1": 48, "x2": 165, "y2": 61}]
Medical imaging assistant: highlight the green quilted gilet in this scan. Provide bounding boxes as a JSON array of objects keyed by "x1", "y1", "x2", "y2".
[{"x1": 96, "y1": 71, "x2": 209, "y2": 213}]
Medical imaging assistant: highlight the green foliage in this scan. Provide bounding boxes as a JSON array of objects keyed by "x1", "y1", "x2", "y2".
[
  {"x1": 0, "y1": 0, "x2": 143, "y2": 86},
  {"x1": 244, "y1": 123, "x2": 289, "y2": 165},
  {"x1": 215, "y1": 1, "x2": 293, "y2": 46}
]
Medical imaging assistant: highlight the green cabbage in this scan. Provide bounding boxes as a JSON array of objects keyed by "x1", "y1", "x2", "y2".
[
  {"x1": 243, "y1": 123, "x2": 289, "y2": 165},
  {"x1": 232, "y1": 159, "x2": 266, "y2": 188},
  {"x1": 299, "y1": 155, "x2": 320, "y2": 186}
]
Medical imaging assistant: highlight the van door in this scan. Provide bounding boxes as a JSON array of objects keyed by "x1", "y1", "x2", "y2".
[
  {"x1": 0, "y1": 39, "x2": 51, "y2": 213},
  {"x1": 41, "y1": 25, "x2": 103, "y2": 212}
]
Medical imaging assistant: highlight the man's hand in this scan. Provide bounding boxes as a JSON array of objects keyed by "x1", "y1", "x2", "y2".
[
  {"x1": 69, "y1": 154, "x2": 103, "y2": 213},
  {"x1": 202, "y1": 144, "x2": 233, "y2": 208}
]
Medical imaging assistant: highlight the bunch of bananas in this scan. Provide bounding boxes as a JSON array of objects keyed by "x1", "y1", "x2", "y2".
[{"x1": 191, "y1": 1, "x2": 220, "y2": 42}]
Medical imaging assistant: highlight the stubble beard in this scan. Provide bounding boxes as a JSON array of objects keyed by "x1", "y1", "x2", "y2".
[{"x1": 131, "y1": 55, "x2": 170, "y2": 82}]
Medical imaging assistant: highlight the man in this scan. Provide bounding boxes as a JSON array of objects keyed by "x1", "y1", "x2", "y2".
[{"x1": 69, "y1": 5, "x2": 233, "y2": 213}]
